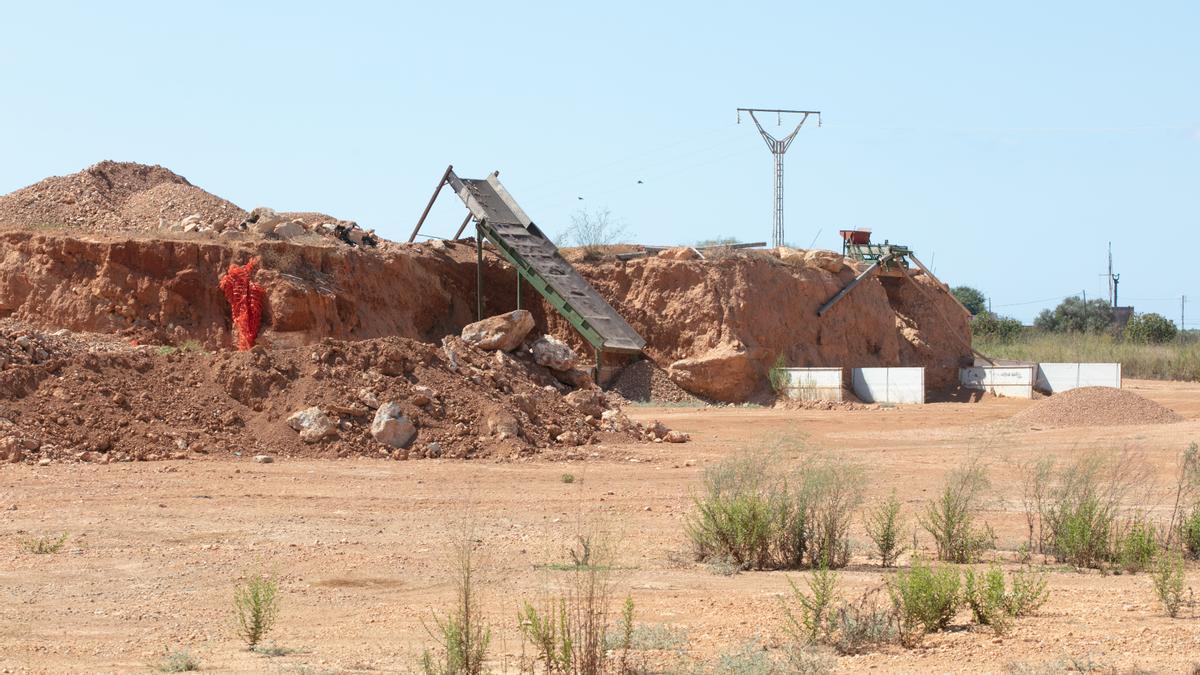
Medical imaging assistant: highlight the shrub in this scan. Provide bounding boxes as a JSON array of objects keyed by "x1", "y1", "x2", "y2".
[
  {"x1": 1034, "y1": 296, "x2": 1114, "y2": 334},
  {"x1": 921, "y1": 459, "x2": 993, "y2": 563},
  {"x1": 156, "y1": 648, "x2": 200, "y2": 672},
  {"x1": 24, "y1": 532, "x2": 68, "y2": 554},
  {"x1": 963, "y1": 565, "x2": 1010, "y2": 634},
  {"x1": 1182, "y1": 505, "x2": 1200, "y2": 560},
  {"x1": 952, "y1": 286, "x2": 987, "y2": 316},
  {"x1": 687, "y1": 448, "x2": 864, "y2": 570},
  {"x1": 971, "y1": 312, "x2": 1024, "y2": 343},
  {"x1": 864, "y1": 491, "x2": 906, "y2": 567},
  {"x1": 1151, "y1": 552, "x2": 1188, "y2": 618},
  {"x1": 422, "y1": 535, "x2": 490, "y2": 675},
  {"x1": 768, "y1": 354, "x2": 789, "y2": 396},
  {"x1": 1116, "y1": 517, "x2": 1160, "y2": 573},
  {"x1": 1005, "y1": 567, "x2": 1050, "y2": 617},
  {"x1": 888, "y1": 557, "x2": 961, "y2": 647},
  {"x1": 565, "y1": 207, "x2": 627, "y2": 260},
  {"x1": 518, "y1": 533, "x2": 618, "y2": 674},
  {"x1": 827, "y1": 588, "x2": 897, "y2": 655},
  {"x1": 1125, "y1": 312, "x2": 1178, "y2": 344},
  {"x1": 234, "y1": 575, "x2": 279, "y2": 649},
  {"x1": 560, "y1": 473, "x2": 576, "y2": 484},
  {"x1": 782, "y1": 568, "x2": 839, "y2": 645}
]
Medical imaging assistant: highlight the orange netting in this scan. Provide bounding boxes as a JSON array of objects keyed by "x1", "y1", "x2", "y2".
[{"x1": 219, "y1": 258, "x2": 265, "y2": 351}]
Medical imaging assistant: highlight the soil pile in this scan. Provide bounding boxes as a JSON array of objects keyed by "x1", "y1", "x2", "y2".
[
  {"x1": 609, "y1": 359, "x2": 703, "y2": 404},
  {"x1": 0, "y1": 320, "x2": 678, "y2": 465},
  {"x1": 1009, "y1": 386, "x2": 1183, "y2": 428},
  {"x1": 0, "y1": 161, "x2": 246, "y2": 232}
]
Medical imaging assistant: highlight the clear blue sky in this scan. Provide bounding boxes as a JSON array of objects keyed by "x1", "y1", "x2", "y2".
[{"x1": 1, "y1": 1, "x2": 1196, "y2": 323}]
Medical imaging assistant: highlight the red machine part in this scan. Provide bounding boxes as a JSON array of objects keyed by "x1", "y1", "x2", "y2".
[{"x1": 219, "y1": 258, "x2": 265, "y2": 351}]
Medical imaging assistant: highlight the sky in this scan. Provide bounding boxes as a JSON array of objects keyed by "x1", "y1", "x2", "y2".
[{"x1": 0, "y1": 1, "x2": 1196, "y2": 324}]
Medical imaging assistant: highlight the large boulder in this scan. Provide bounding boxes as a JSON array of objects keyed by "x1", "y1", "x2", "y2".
[
  {"x1": 460, "y1": 310, "x2": 535, "y2": 352},
  {"x1": 803, "y1": 249, "x2": 846, "y2": 274},
  {"x1": 564, "y1": 389, "x2": 608, "y2": 417},
  {"x1": 286, "y1": 407, "x2": 337, "y2": 443},
  {"x1": 531, "y1": 335, "x2": 577, "y2": 372},
  {"x1": 667, "y1": 344, "x2": 760, "y2": 402},
  {"x1": 371, "y1": 402, "x2": 416, "y2": 448}
]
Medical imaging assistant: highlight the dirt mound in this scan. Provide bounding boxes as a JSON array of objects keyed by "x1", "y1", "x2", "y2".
[
  {"x1": 0, "y1": 321, "x2": 678, "y2": 465},
  {"x1": 0, "y1": 161, "x2": 246, "y2": 232},
  {"x1": 562, "y1": 249, "x2": 972, "y2": 402},
  {"x1": 609, "y1": 359, "x2": 703, "y2": 404},
  {"x1": 1009, "y1": 386, "x2": 1183, "y2": 428}
]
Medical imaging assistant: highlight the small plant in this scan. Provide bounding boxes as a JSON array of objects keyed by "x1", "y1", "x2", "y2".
[
  {"x1": 1005, "y1": 567, "x2": 1050, "y2": 617},
  {"x1": 234, "y1": 574, "x2": 280, "y2": 649},
  {"x1": 24, "y1": 532, "x2": 68, "y2": 554},
  {"x1": 156, "y1": 648, "x2": 200, "y2": 672},
  {"x1": 1183, "y1": 505, "x2": 1200, "y2": 560},
  {"x1": 1151, "y1": 551, "x2": 1189, "y2": 618},
  {"x1": 560, "y1": 473, "x2": 576, "y2": 484},
  {"x1": 888, "y1": 557, "x2": 961, "y2": 647},
  {"x1": 783, "y1": 567, "x2": 839, "y2": 644},
  {"x1": 864, "y1": 491, "x2": 907, "y2": 567},
  {"x1": 421, "y1": 535, "x2": 490, "y2": 675},
  {"x1": 964, "y1": 565, "x2": 1011, "y2": 634},
  {"x1": 768, "y1": 354, "x2": 789, "y2": 396},
  {"x1": 921, "y1": 459, "x2": 994, "y2": 563},
  {"x1": 827, "y1": 587, "x2": 897, "y2": 655},
  {"x1": 1116, "y1": 517, "x2": 1160, "y2": 573}
]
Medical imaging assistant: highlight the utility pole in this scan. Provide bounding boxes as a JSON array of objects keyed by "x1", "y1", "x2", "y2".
[
  {"x1": 1105, "y1": 242, "x2": 1120, "y2": 306},
  {"x1": 737, "y1": 108, "x2": 821, "y2": 248}
]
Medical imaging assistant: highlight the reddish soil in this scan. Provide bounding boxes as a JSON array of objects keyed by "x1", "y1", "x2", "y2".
[{"x1": 1, "y1": 379, "x2": 1197, "y2": 673}]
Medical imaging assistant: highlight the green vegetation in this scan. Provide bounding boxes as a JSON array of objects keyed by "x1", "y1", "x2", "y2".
[
  {"x1": 561, "y1": 473, "x2": 576, "y2": 484},
  {"x1": 156, "y1": 648, "x2": 200, "y2": 672},
  {"x1": 1034, "y1": 296, "x2": 1114, "y2": 334},
  {"x1": 963, "y1": 565, "x2": 1048, "y2": 635},
  {"x1": 1126, "y1": 312, "x2": 1179, "y2": 344},
  {"x1": 782, "y1": 568, "x2": 839, "y2": 644},
  {"x1": 1116, "y1": 517, "x2": 1159, "y2": 573},
  {"x1": 920, "y1": 459, "x2": 993, "y2": 563},
  {"x1": 971, "y1": 312, "x2": 1023, "y2": 343},
  {"x1": 951, "y1": 286, "x2": 987, "y2": 315},
  {"x1": 1150, "y1": 551, "x2": 1189, "y2": 618},
  {"x1": 24, "y1": 532, "x2": 68, "y2": 554},
  {"x1": 864, "y1": 491, "x2": 907, "y2": 567},
  {"x1": 421, "y1": 535, "x2": 490, "y2": 675},
  {"x1": 888, "y1": 557, "x2": 961, "y2": 647},
  {"x1": 234, "y1": 575, "x2": 280, "y2": 649},
  {"x1": 686, "y1": 448, "x2": 865, "y2": 570},
  {"x1": 975, "y1": 331, "x2": 1200, "y2": 381}
]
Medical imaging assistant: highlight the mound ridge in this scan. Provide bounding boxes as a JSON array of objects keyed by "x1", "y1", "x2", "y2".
[{"x1": 1010, "y1": 386, "x2": 1182, "y2": 428}]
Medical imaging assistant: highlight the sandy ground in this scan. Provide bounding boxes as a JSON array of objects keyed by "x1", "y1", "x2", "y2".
[{"x1": 2, "y1": 379, "x2": 1199, "y2": 674}]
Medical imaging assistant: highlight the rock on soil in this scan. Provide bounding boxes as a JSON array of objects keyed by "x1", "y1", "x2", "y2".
[
  {"x1": 0, "y1": 321, "x2": 674, "y2": 464},
  {"x1": 1008, "y1": 386, "x2": 1183, "y2": 428},
  {"x1": 531, "y1": 335, "x2": 577, "y2": 371},
  {"x1": 460, "y1": 310, "x2": 535, "y2": 352}
]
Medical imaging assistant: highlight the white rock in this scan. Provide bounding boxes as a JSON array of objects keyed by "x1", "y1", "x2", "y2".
[
  {"x1": 286, "y1": 407, "x2": 337, "y2": 443},
  {"x1": 253, "y1": 454, "x2": 274, "y2": 463},
  {"x1": 531, "y1": 335, "x2": 578, "y2": 372},
  {"x1": 460, "y1": 310, "x2": 535, "y2": 352},
  {"x1": 371, "y1": 402, "x2": 416, "y2": 448},
  {"x1": 274, "y1": 221, "x2": 306, "y2": 239}
]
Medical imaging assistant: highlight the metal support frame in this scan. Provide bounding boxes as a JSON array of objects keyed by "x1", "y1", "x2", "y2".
[
  {"x1": 475, "y1": 226, "x2": 484, "y2": 320},
  {"x1": 737, "y1": 108, "x2": 820, "y2": 248},
  {"x1": 817, "y1": 257, "x2": 887, "y2": 316},
  {"x1": 409, "y1": 165, "x2": 453, "y2": 243}
]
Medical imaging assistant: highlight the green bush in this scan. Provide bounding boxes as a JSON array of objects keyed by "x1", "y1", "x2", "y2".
[
  {"x1": 421, "y1": 536, "x2": 490, "y2": 675},
  {"x1": 963, "y1": 565, "x2": 1009, "y2": 633},
  {"x1": 827, "y1": 588, "x2": 896, "y2": 655},
  {"x1": 783, "y1": 567, "x2": 839, "y2": 645},
  {"x1": 234, "y1": 575, "x2": 280, "y2": 649},
  {"x1": 1034, "y1": 296, "x2": 1114, "y2": 334},
  {"x1": 971, "y1": 312, "x2": 1024, "y2": 343},
  {"x1": 974, "y1": 331, "x2": 1200, "y2": 382},
  {"x1": 156, "y1": 648, "x2": 200, "y2": 672},
  {"x1": 888, "y1": 557, "x2": 961, "y2": 647},
  {"x1": 921, "y1": 460, "x2": 993, "y2": 563},
  {"x1": 1116, "y1": 518, "x2": 1160, "y2": 573},
  {"x1": 864, "y1": 491, "x2": 907, "y2": 568},
  {"x1": 687, "y1": 449, "x2": 864, "y2": 570},
  {"x1": 1125, "y1": 312, "x2": 1178, "y2": 344},
  {"x1": 1182, "y1": 505, "x2": 1200, "y2": 560},
  {"x1": 1151, "y1": 551, "x2": 1188, "y2": 618},
  {"x1": 952, "y1": 286, "x2": 987, "y2": 316},
  {"x1": 1005, "y1": 567, "x2": 1050, "y2": 617}
]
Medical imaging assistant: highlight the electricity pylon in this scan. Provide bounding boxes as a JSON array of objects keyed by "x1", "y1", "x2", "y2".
[{"x1": 737, "y1": 108, "x2": 820, "y2": 248}]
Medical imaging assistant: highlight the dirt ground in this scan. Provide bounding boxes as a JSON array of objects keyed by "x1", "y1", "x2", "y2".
[{"x1": 2, "y1": 379, "x2": 1198, "y2": 674}]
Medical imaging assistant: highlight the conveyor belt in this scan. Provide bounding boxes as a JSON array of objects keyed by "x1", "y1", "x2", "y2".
[{"x1": 446, "y1": 170, "x2": 645, "y2": 355}]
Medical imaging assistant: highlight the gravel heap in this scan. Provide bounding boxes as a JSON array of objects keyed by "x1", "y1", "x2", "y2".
[
  {"x1": 0, "y1": 161, "x2": 246, "y2": 232},
  {"x1": 1009, "y1": 386, "x2": 1182, "y2": 428},
  {"x1": 608, "y1": 359, "x2": 702, "y2": 404}
]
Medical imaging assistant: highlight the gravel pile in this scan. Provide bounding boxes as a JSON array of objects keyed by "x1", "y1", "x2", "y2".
[
  {"x1": 609, "y1": 359, "x2": 702, "y2": 404},
  {"x1": 1009, "y1": 386, "x2": 1182, "y2": 428},
  {"x1": 0, "y1": 161, "x2": 246, "y2": 232}
]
